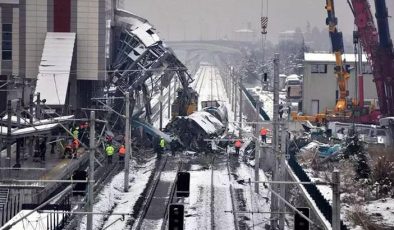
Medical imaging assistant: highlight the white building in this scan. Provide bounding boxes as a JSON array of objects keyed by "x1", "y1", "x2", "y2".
[{"x1": 302, "y1": 52, "x2": 378, "y2": 115}]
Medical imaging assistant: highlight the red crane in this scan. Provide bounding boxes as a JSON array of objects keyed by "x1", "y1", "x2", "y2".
[{"x1": 350, "y1": 0, "x2": 394, "y2": 116}]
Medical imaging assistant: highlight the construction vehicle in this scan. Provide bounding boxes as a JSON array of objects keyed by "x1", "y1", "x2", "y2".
[
  {"x1": 292, "y1": 0, "x2": 380, "y2": 124},
  {"x1": 325, "y1": 0, "x2": 351, "y2": 113},
  {"x1": 171, "y1": 70, "x2": 199, "y2": 119},
  {"x1": 349, "y1": 0, "x2": 394, "y2": 143},
  {"x1": 292, "y1": 0, "x2": 350, "y2": 124}
]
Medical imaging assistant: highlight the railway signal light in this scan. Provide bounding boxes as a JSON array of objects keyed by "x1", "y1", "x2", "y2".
[
  {"x1": 294, "y1": 207, "x2": 310, "y2": 230},
  {"x1": 72, "y1": 170, "x2": 88, "y2": 196},
  {"x1": 263, "y1": 73, "x2": 268, "y2": 82},
  {"x1": 176, "y1": 172, "x2": 190, "y2": 197},
  {"x1": 169, "y1": 204, "x2": 184, "y2": 230}
]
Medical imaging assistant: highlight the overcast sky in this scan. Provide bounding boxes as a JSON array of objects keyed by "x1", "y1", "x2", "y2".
[{"x1": 125, "y1": 0, "x2": 394, "y2": 43}]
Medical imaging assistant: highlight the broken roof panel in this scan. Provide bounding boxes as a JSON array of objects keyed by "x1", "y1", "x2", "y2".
[
  {"x1": 188, "y1": 111, "x2": 224, "y2": 135},
  {"x1": 35, "y1": 32, "x2": 76, "y2": 105}
]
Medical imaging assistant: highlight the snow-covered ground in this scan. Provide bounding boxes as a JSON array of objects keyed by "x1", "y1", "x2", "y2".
[
  {"x1": 247, "y1": 86, "x2": 286, "y2": 119},
  {"x1": 77, "y1": 158, "x2": 156, "y2": 230}
]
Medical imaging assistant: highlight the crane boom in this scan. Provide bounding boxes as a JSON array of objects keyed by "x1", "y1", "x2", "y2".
[
  {"x1": 325, "y1": 0, "x2": 350, "y2": 112},
  {"x1": 350, "y1": 0, "x2": 394, "y2": 116}
]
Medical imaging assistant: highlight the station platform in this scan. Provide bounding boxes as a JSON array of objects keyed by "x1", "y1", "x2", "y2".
[{"x1": 0, "y1": 144, "x2": 89, "y2": 202}]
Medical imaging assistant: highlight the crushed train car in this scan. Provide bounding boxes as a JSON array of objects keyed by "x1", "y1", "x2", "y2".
[{"x1": 165, "y1": 111, "x2": 225, "y2": 151}]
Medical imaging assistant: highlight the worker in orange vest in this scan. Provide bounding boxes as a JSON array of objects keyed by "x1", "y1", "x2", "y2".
[
  {"x1": 118, "y1": 145, "x2": 126, "y2": 162},
  {"x1": 72, "y1": 139, "x2": 80, "y2": 158},
  {"x1": 260, "y1": 127, "x2": 268, "y2": 143},
  {"x1": 234, "y1": 139, "x2": 242, "y2": 155}
]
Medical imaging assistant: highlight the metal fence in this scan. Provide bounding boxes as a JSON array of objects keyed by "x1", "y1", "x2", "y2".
[
  {"x1": 240, "y1": 85, "x2": 270, "y2": 121},
  {"x1": 0, "y1": 193, "x2": 21, "y2": 226}
]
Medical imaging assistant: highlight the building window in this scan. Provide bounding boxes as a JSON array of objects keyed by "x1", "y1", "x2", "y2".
[
  {"x1": 362, "y1": 64, "x2": 373, "y2": 74},
  {"x1": 311, "y1": 64, "x2": 327, "y2": 73},
  {"x1": 2, "y1": 24, "x2": 12, "y2": 60}
]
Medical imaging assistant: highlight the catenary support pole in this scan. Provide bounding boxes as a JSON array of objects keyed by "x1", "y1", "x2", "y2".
[
  {"x1": 87, "y1": 111, "x2": 95, "y2": 230},
  {"x1": 332, "y1": 170, "x2": 340, "y2": 230},
  {"x1": 168, "y1": 80, "x2": 171, "y2": 118},
  {"x1": 234, "y1": 74, "x2": 237, "y2": 125},
  {"x1": 159, "y1": 86, "x2": 163, "y2": 130},
  {"x1": 255, "y1": 102, "x2": 261, "y2": 193},
  {"x1": 6, "y1": 100, "x2": 12, "y2": 171},
  {"x1": 239, "y1": 75, "x2": 243, "y2": 138},
  {"x1": 124, "y1": 92, "x2": 131, "y2": 192},
  {"x1": 279, "y1": 123, "x2": 287, "y2": 229},
  {"x1": 270, "y1": 53, "x2": 280, "y2": 229}
]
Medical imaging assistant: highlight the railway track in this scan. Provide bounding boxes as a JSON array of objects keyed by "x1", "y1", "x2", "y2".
[
  {"x1": 132, "y1": 156, "x2": 182, "y2": 230},
  {"x1": 62, "y1": 159, "x2": 123, "y2": 230},
  {"x1": 226, "y1": 156, "x2": 255, "y2": 230}
]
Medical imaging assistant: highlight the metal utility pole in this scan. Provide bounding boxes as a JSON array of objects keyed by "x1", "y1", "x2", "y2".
[
  {"x1": 270, "y1": 53, "x2": 280, "y2": 229},
  {"x1": 168, "y1": 81, "x2": 171, "y2": 118},
  {"x1": 332, "y1": 170, "x2": 340, "y2": 230},
  {"x1": 87, "y1": 111, "x2": 95, "y2": 230},
  {"x1": 239, "y1": 76, "x2": 243, "y2": 138},
  {"x1": 6, "y1": 100, "x2": 12, "y2": 170},
  {"x1": 159, "y1": 86, "x2": 163, "y2": 130},
  {"x1": 233, "y1": 75, "x2": 237, "y2": 124},
  {"x1": 255, "y1": 103, "x2": 261, "y2": 194},
  {"x1": 279, "y1": 123, "x2": 287, "y2": 229},
  {"x1": 124, "y1": 92, "x2": 131, "y2": 192},
  {"x1": 173, "y1": 76, "x2": 177, "y2": 101}
]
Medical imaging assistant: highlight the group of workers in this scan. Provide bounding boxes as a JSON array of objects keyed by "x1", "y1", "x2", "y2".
[
  {"x1": 105, "y1": 144, "x2": 126, "y2": 164},
  {"x1": 63, "y1": 122, "x2": 90, "y2": 159},
  {"x1": 234, "y1": 127, "x2": 268, "y2": 155},
  {"x1": 104, "y1": 136, "x2": 126, "y2": 164}
]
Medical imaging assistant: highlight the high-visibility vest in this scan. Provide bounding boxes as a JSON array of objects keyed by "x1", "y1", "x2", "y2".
[
  {"x1": 119, "y1": 146, "x2": 126, "y2": 156},
  {"x1": 235, "y1": 140, "x2": 242, "y2": 148},
  {"x1": 106, "y1": 145, "x2": 115, "y2": 156},
  {"x1": 73, "y1": 129, "x2": 79, "y2": 139},
  {"x1": 260, "y1": 128, "x2": 268, "y2": 136},
  {"x1": 160, "y1": 139, "x2": 165, "y2": 148}
]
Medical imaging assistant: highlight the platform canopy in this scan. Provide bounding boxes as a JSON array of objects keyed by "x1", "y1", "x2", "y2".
[{"x1": 35, "y1": 32, "x2": 76, "y2": 105}]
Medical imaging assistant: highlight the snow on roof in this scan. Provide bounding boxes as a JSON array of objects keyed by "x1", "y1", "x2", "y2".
[
  {"x1": 188, "y1": 111, "x2": 224, "y2": 134},
  {"x1": 0, "y1": 126, "x2": 15, "y2": 135},
  {"x1": 304, "y1": 52, "x2": 368, "y2": 63},
  {"x1": 11, "y1": 124, "x2": 59, "y2": 136},
  {"x1": 131, "y1": 23, "x2": 160, "y2": 47},
  {"x1": 35, "y1": 32, "x2": 76, "y2": 105},
  {"x1": 0, "y1": 115, "x2": 34, "y2": 125},
  {"x1": 1, "y1": 115, "x2": 73, "y2": 126},
  {"x1": 33, "y1": 115, "x2": 74, "y2": 125},
  {"x1": 285, "y1": 74, "x2": 301, "y2": 81}
]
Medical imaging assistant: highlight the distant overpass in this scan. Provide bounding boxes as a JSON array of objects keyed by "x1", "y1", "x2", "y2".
[{"x1": 166, "y1": 40, "x2": 255, "y2": 54}]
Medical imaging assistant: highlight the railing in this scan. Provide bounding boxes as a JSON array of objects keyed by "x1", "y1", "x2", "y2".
[
  {"x1": 0, "y1": 193, "x2": 21, "y2": 226},
  {"x1": 240, "y1": 85, "x2": 270, "y2": 121}
]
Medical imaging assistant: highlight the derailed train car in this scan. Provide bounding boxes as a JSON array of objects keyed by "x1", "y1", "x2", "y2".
[
  {"x1": 202, "y1": 101, "x2": 228, "y2": 125},
  {"x1": 165, "y1": 111, "x2": 225, "y2": 151}
]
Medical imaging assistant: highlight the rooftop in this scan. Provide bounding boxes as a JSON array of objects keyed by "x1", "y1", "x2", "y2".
[{"x1": 304, "y1": 52, "x2": 369, "y2": 63}]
